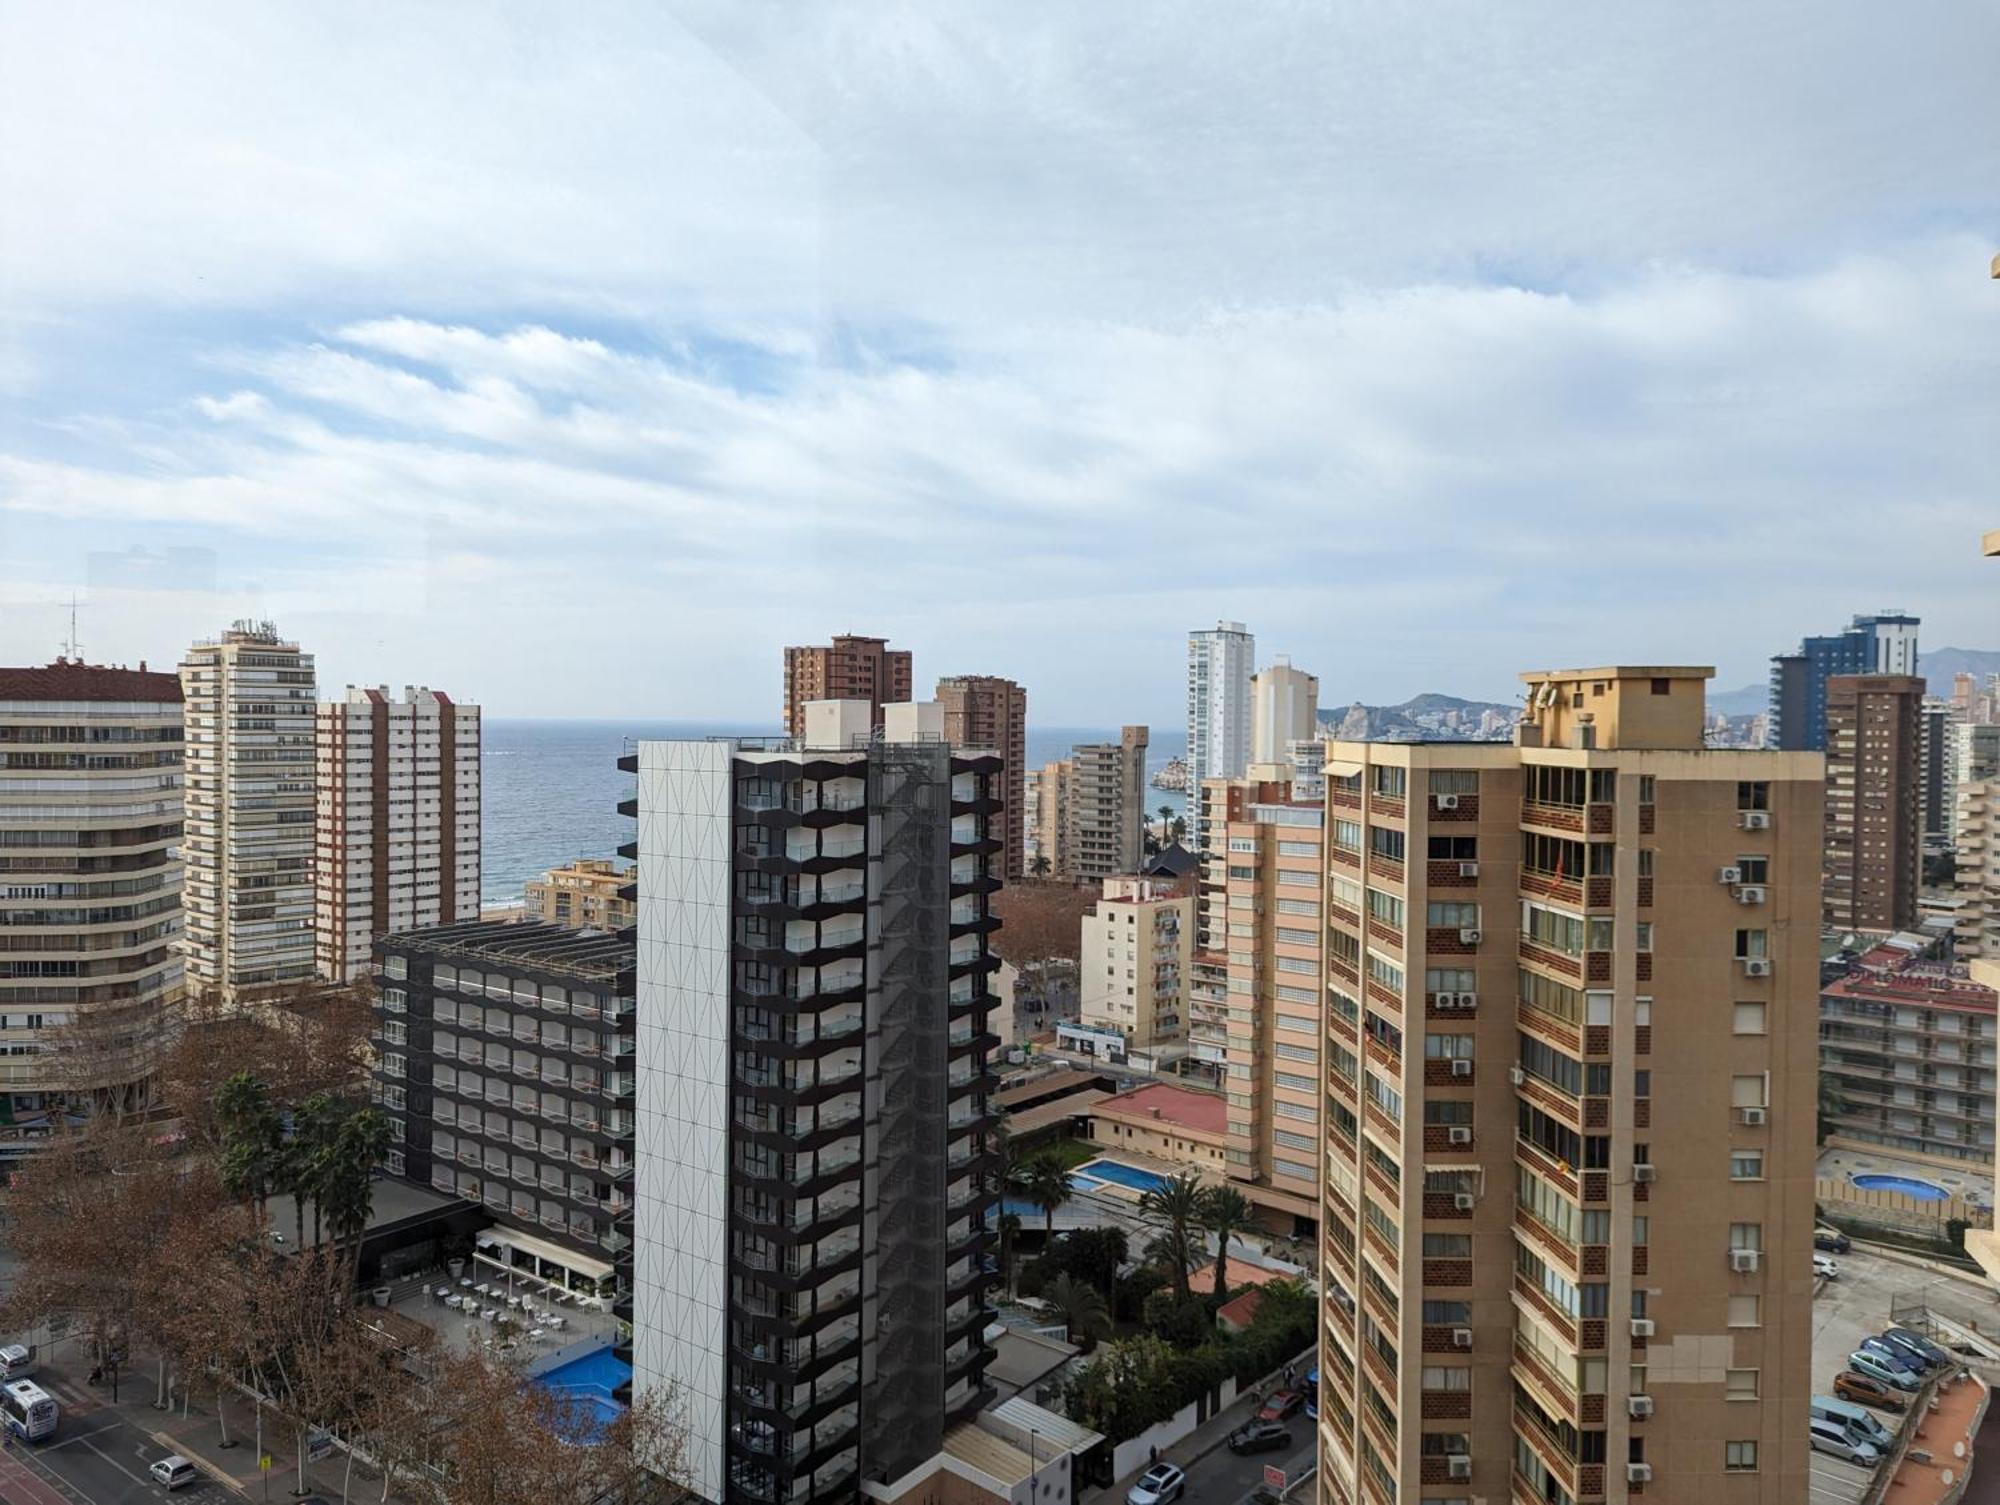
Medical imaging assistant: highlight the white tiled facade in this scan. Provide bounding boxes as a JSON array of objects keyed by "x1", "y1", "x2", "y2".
[
  {"x1": 634, "y1": 739, "x2": 733, "y2": 1503},
  {"x1": 1187, "y1": 620, "x2": 1254, "y2": 853}
]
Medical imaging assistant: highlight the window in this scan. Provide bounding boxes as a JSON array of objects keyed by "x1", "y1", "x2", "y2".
[
  {"x1": 1423, "y1": 1099, "x2": 1472, "y2": 1126},
  {"x1": 1632, "y1": 1215, "x2": 1648, "y2": 1245},
  {"x1": 1729, "y1": 1222, "x2": 1762, "y2": 1251},
  {"x1": 1429, "y1": 769, "x2": 1478, "y2": 795},
  {"x1": 1650, "y1": 676, "x2": 1671, "y2": 696},
  {"x1": 1422, "y1": 1233, "x2": 1471, "y2": 1258},
  {"x1": 382, "y1": 954, "x2": 409, "y2": 980},
  {"x1": 1725, "y1": 1440, "x2": 1758, "y2": 1473},
  {"x1": 1521, "y1": 901, "x2": 1586, "y2": 955},
  {"x1": 1368, "y1": 826, "x2": 1405, "y2": 861},
  {"x1": 1331, "y1": 874, "x2": 1363, "y2": 911},
  {"x1": 1276, "y1": 954, "x2": 1315, "y2": 974},
  {"x1": 1427, "y1": 901, "x2": 1478, "y2": 928},
  {"x1": 1521, "y1": 831, "x2": 1584, "y2": 879},
  {"x1": 1585, "y1": 990, "x2": 1612, "y2": 1026},
  {"x1": 1277, "y1": 840, "x2": 1318, "y2": 857},
  {"x1": 1427, "y1": 967, "x2": 1475, "y2": 993},
  {"x1": 1727, "y1": 1295, "x2": 1761, "y2": 1328},
  {"x1": 1366, "y1": 887, "x2": 1404, "y2": 926},
  {"x1": 1734, "y1": 929, "x2": 1767, "y2": 960},
  {"x1": 1633, "y1": 922, "x2": 1653, "y2": 953},
  {"x1": 1733, "y1": 1001, "x2": 1766, "y2": 1035},
  {"x1": 1736, "y1": 854, "x2": 1768, "y2": 884},
  {"x1": 1419, "y1": 1366, "x2": 1471, "y2": 1392},
  {"x1": 1638, "y1": 774, "x2": 1656, "y2": 804},
  {"x1": 1737, "y1": 781, "x2": 1769, "y2": 811},
  {"x1": 1425, "y1": 1034, "x2": 1474, "y2": 1059},
  {"x1": 1372, "y1": 765, "x2": 1407, "y2": 798},
  {"x1": 1588, "y1": 768, "x2": 1617, "y2": 802},
  {"x1": 1367, "y1": 956, "x2": 1404, "y2": 992},
  {"x1": 1427, "y1": 834, "x2": 1477, "y2": 860},
  {"x1": 1275, "y1": 1071, "x2": 1315, "y2": 1092},
  {"x1": 1730, "y1": 1150, "x2": 1764, "y2": 1180},
  {"x1": 1724, "y1": 1368, "x2": 1759, "y2": 1400},
  {"x1": 1731, "y1": 1074, "x2": 1767, "y2": 1108},
  {"x1": 1518, "y1": 969, "x2": 1583, "y2": 1025},
  {"x1": 1227, "y1": 837, "x2": 1257, "y2": 853},
  {"x1": 1274, "y1": 1040, "x2": 1317, "y2": 1064},
  {"x1": 1227, "y1": 865, "x2": 1255, "y2": 880},
  {"x1": 1334, "y1": 819, "x2": 1362, "y2": 851},
  {"x1": 1525, "y1": 765, "x2": 1587, "y2": 808},
  {"x1": 1276, "y1": 897, "x2": 1318, "y2": 917},
  {"x1": 1275, "y1": 926, "x2": 1315, "y2": 945}
]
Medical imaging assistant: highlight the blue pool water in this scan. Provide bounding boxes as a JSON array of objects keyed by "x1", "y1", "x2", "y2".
[
  {"x1": 1852, "y1": 1173, "x2": 1950, "y2": 1202},
  {"x1": 1073, "y1": 1158, "x2": 1171, "y2": 1196},
  {"x1": 533, "y1": 1346, "x2": 630, "y2": 1438},
  {"x1": 1000, "y1": 1197, "x2": 1043, "y2": 1221}
]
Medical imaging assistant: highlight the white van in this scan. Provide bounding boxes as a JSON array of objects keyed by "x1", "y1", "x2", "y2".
[
  {"x1": 1811, "y1": 1395, "x2": 1894, "y2": 1452},
  {"x1": 0, "y1": 1345, "x2": 34, "y2": 1381}
]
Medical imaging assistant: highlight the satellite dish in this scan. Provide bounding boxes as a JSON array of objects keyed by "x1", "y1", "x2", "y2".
[
  {"x1": 1942, "y1": 1471, "x2": 1955, "y2": 1487},
  {"x1": 1955, "y1": 1441, "x2": 1967, "y2": 1458}
]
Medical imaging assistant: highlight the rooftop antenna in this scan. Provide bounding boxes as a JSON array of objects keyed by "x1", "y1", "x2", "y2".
[{"x1": 60, "y1": 595, "x2": 82, "y2": 664}]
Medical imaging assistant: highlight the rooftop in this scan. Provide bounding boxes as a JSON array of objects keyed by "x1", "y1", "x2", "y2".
[
  {"x1": 0, "y1": 660, "x2": 183, "y2": 704},
  {"x1": 1824, "y1": 960, "x2": 1997, "y2": 1015},
  {"x1": 1187, "y1": 1256, "x2": 1288, "y2": 1296},
  {"x1": 1093, "y1": 1082, "x2": 1227, "y2": 1136},
  {"x1": 377, "y1": 919, "x2": 634, "y2": 983}
]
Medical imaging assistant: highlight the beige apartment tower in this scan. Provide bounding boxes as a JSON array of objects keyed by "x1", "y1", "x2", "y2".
[
  {"x1": 1315, "y1": 667, "x2": 1821, "y2": 1505},
  {"x1": 314, "y1": 686, "x2": 481, "y2": 983},
  {"x1": 180, "y1": 623, "x2": 317, "y2": 1003},
  {"x1": 0, "y1": 662, "x2": 185, "y2": 1154},
  {"x1": 781, "y1": 634, "x2": 913, "y2": 738},
  {"x1": 1252, "y1": 657, "x2": 1321, "y2": 767},
  {"x1": 1823, "y1": 673, "x2": 1923, "y2": 936},
  {"x1": 1187, "y1": 772, "x2": 1325, "y2": 1236},
  {"x1": 524, "y1": 858, "x2": 636, "y2": 931},
  {"x1": 1079, "y1": 876, "x2": 1190, "y2": 1048},
  {"x1": 937, "y1": 674, "x2": 1029, "y2": 880}
]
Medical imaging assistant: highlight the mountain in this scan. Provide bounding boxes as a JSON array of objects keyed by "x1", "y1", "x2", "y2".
[
  {"x1": 1320, "y1": 693, "x2": 1515, "y2": 743},
  {"x1": 1709, "y1": 682, "x2": 1767, "y2": 716},
  {"x1": 1919, "y1": 648, "x2": 2000, "y2": 687}
]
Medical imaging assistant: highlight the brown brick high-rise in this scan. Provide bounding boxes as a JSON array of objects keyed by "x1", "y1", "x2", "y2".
[
  {"x1": 937, "y1": 674, "x2": 1028, "y2": 879},
  {"x1": 781, "y1": 635, "x2": 912, "y2": 738},
  {"x1": 1823, "y1": 673, "x2": 1923, "y2": 936}
]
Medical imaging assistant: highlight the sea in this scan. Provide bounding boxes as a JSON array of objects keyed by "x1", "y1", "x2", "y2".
[{"x1": 481, "y1": 719, "x2": 1190, "y2": 907}]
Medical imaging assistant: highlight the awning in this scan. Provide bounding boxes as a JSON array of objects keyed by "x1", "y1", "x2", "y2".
[
  {"x1": 985, "y1": 1396, "x2": 1105, "y2": 1456},
  {"x1": 1325, "y1": 759, "x2": 1363, "y2": 778},
  {"x1": 475, "y1": 1224, "x2": 613, "y2": 1282}
]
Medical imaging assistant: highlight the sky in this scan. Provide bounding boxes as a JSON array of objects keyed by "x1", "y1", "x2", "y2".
[{"x1": 1, "y1": 2, "x2": 1997, "y2": 721}]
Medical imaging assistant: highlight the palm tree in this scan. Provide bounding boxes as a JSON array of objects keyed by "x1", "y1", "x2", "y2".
[
  {"x1": 1199, "y1": 1184, "x2": 1252, "y2": 1302},
  {"x1": 1168, "y1": 816, "x2": 1187, "y2": 846},
  {"x1": 322, "y1": 1106, "x2": 395, "y2": 1280},
  {"x1": 215, "y1": 1072, "x2": 281, "y2": 1219},
  {"x1": 1138, "y1": 1171, "x2": 1205, "y2": 1302},
  {"x1": 1030, "y1": 853, "x2": 1052, "y2": 879},
  {"x1": 1047, "y1": 1272, "x2": 1111, "y2": 1350},
  {"x1": 1018, "y1": 1155, "x2": 1073, "y2": 1238}
]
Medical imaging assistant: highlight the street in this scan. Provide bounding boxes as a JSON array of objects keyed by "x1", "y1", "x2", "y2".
[
  {"x1": 0, "y1": 1372, "x2": 236, "y2": 1505},
  {"x1": 1179, "y1": 1431, "x2": 1314, "y2": 1505}
]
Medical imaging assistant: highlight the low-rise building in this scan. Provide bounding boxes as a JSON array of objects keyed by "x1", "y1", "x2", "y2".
[
  {"x1": 1085, "y1": 1081, "x2": 1228, "y2": 1177},
  {"x1": 523, "y1": 857, "x2": 635, "y2": 931},
  {"x1": 1078, "y1": 876, "x2": 1188, "y2": 1048},
  {"x1": 1819, "y1": 948, "x2": 1998, "y2": 1163}
]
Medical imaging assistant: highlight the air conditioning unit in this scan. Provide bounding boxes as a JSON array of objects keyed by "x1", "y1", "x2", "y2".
[
  {"x1": 1739, "y1": 810, "x2": 1771, "y2": 830},
  {"x1": 1627, "y1": 1463, "x2": 1654, "y2": 1484},
  {"x1": 1730, "y1": 1248, "x2": 1761, "y2": 1273},
  {"x1": 1737, "y1": 885, "x2": 1767, "y2": 905},
  {"x1": 1738, "y1": 1106, "x2": 1768, "y2": 1126},
  {"x1": 1459, "y1": 927, "x2": 1483, "y2": 945},
  {"x1": 1458, "y1": 861, "x2": 1480, "y2": 878},
  {"x1": 1629, "y1": 1395, "x2": 1655, "y2": 1419},
  {"x1": 1447, "y1": 1456, "x2": 1473, "y2": 1481},
  {"x1": 1630, "y1": 1317, "x2": 1656, "y2": 1338},
  {"x1": 1717, "y1": 865, "x2": 1743, "y2": 884},
  {"x1": 1452, "y1": 1192, "x2": 1476, "y2": 1211},
  {"x1": 1447, "y1": 1126, "x2": 1473, "y2": 1146},
  {"x1": 1509, "y1": 1065, "x2": 1525, "y2": 1085},
  {"x1": 1742, "y1": 959, "x2": 1772, "y2": 977},
  {"x1": 1451, "y1": 1326, "x2": 1474, "y2": 1349},
  {"x1": 1435, "y1": 793, "x2": 1460, "y2": 810},
  {"x1": 1454, "y1": 992, "x2": 1479, "y2": 1011},
  {"x1": 1633, "y1": 1163, "x2": 1656, "y2": 1183},
  {"x1": 1449, "y1": 1058, "x2": 1474, "y2": 1078}
]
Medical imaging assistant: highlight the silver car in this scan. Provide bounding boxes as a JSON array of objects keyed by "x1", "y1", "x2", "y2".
[{"x1": 1127, "y1": 1462, "x2": 1187, "y2": 1505}]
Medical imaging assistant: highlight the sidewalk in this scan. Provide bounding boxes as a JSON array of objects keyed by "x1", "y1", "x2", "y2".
[
  {"x1": 36, "y1": 1336, "x2": 403, "y2": 1503},
  {"x1": 1101, "y1": 1345, "x2": 1315, "y2": 1497}
]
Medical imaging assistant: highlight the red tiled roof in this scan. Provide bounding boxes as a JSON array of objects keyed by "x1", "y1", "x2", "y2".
[
  {"x1": 1188, "y1": 1257, "x2": 1286, "y2": 1295},
  {"x1": 0, "y1": 662, "x2": 182, "y2": 704},
  {"x1": 1216, "y1": 1288, "x2": 1265, "y2": 1327},
  {"x1": 1094, "y1": 1082, "x2": 1227, "y2": 1135}
]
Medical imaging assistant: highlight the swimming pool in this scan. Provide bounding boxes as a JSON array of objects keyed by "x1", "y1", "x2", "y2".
[
  {"x1": 1073, "y1": 1158, "x2": 1171, "y2": 1196},
  {"x1": 532, "y1": 1345, "x2": 630, "y2": 1439},
  {"x1": 1852, "y1": 1173, "x2": 1950, "y2": 1202},
  {"x1": 1000, "y1": 1197, "x2": 1042, "y2": 1221}
]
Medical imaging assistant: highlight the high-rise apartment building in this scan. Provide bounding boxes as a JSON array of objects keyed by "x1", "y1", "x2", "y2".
[
  {"x1": 1079, "y1": 876, "x2": 1189, "y2": 1049},
  {"x1": 525, "y1": 858, "x2": 637, "y2": 931},
  {"x1": 1187, "y1": 774, "x2": 1324, "y2": 1236},
  {"x1": 1823, "y1": 674, "x2": 1923, "y2": 936},
  {"x1": 371, "y1": 921, "x2": 635, "y2": 1300},
  {"x1": 781, "y1": 636, "x2": 913, "y2": 739},
  {"x1": 0, "y1": 662, "x2": 184, "y2": 1153},
  {"x1": 1947, "y1": 721, "x2": 2000, "y2": 846},
  {"x1": 315, "y1": 686, "x2": 481, "y2": 983},
  {"x1": 1919, "y1": 698, "x2": 1951, "y2": 841},
  {"x1": 1066, "y1": 726, "x2": 1148, "y2": 882},
  {"x1": 180, "y1": 623, "x2": 317, "y2": 1003},
  {"x1": 625, "y1": 700, "x2": 1004, "y2": 1503},
  {"x1": 1315, "y1": 666, "x2": 1821, "y2": 1505},
  {"x1": 1026, "y1": 762, "x2": 1067, "y2": 875},
  {"x1": 1252, "y1": 657, "x2": 1320, "y2": 767},
  {"x1": 936, "y1": 675, "x2": 1028, "y2": 881},
  {"x1": 1188, "y1": 621, "x2": 1255, "y2": 852},
  {"x1": 1767, "y1": 610, "x2": 1919, "y2": 751},
  {"x1": 1955, "y1": 768, "x2": 2000, "y2": 959}
]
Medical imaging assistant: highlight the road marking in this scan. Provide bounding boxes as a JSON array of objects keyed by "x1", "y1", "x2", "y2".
[
  {"x1": 148, "y1": 1432, "x2": 252, "y2": 1501},
  {"x1": 67, "y1": 1427, "x2": 151, "y2": 1487},
  {"x1": 0, "y1": 1448, "x2": 82, "y2": 1505}
]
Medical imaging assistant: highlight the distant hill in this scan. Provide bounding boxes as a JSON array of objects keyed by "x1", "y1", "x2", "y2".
[
  {"x1": 1709, "y1": 683, "x2": 1767, "y2": 716},
  {"x1": 1320, "y1": 693, "x2": 1515, "y2": 743},
  {"x1": 1920, "y1": 647, "x2": 2000, "y2": 687}
]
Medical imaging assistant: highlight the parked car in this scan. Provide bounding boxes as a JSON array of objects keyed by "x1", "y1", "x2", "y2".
[
  {"x1": 1809, "y1": 1420, "x2": 1881, "y2": 1467},
  {"x1": 1847, "y1": 1351, "x2": 1922, "y2": 1392},
  {"x1": 148, "y1": 1457, "x2": 200, "y2": 1492},
  {"x1": 1883, "y1": 1327, "x2": 1953, "y2": 1368},
  {"x1": 1227, "y1": 1421, "x2": 1293, "y2": 1456},
  {"x1": 1815, "y1": 1226, "x2": 1852, "y2": 1253},
  {"x1": 1127, "y1": 1463, "x2": 1186, "y2": 1505},
  {"x1": 1257, "y1": 1389, "x2": 1305, "y2": 1422},
  {"x1": 1871, "y1": 1330, "x2": 1942, "y2": 1373},
  {"x1": 1813, "y1": 1254, "x2": 1840, "y2": 1280},
  {"x1": 1858, "y1": 1336, "x2": 1930, "y2": 1376},
  {"x1": 1304, "y1": 1367, "x2": 1319, "y2": 1421},
  {"x1": 1833, "y1": 1371, "x2": 1907, "y2": 1413}
]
